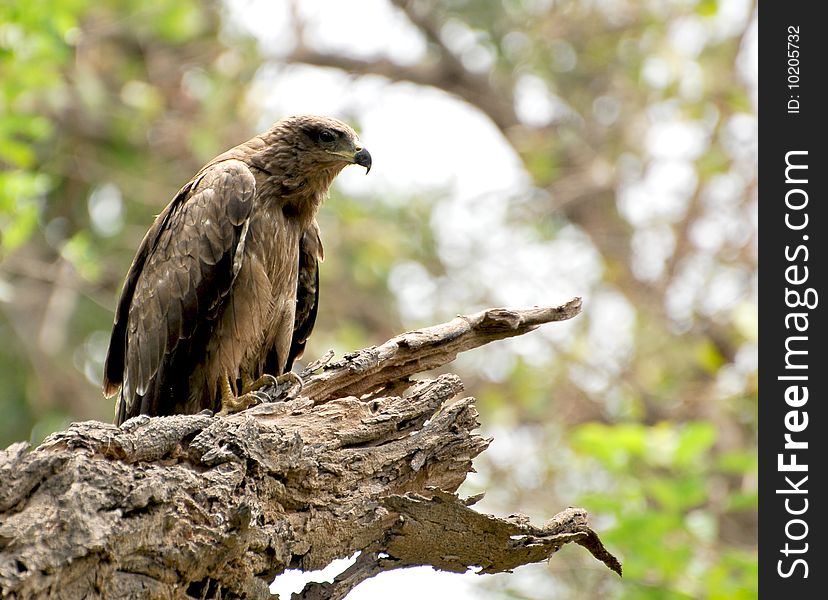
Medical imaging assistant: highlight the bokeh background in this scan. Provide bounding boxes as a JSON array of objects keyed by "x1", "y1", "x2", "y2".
[{"x1": 0, "y1": 0, "x2": 757, "y2": 598}]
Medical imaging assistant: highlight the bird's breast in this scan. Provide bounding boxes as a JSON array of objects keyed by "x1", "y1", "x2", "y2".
[
  {"x1": 235, "y1": 206, "x2": 304, "y2": 374},
  {"x1": 245, "y1": 208, "x2": 302, "y2": 284}
]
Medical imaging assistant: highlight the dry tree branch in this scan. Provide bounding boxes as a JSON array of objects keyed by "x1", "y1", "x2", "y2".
[{"x1": 0, "y1": 300, "x2": 620, "y2": 600}]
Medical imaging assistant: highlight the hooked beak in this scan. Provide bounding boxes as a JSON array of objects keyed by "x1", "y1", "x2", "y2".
[
  {"x1": 353, "y1": 146, "x2": 372, "y2": 174},
  {"x1": 328, "y1": 143, "x2": 372, "y2": 173}
]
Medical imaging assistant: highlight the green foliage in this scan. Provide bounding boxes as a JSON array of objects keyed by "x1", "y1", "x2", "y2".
[
  {"x1": 572, "y1": 421, "x2": 757, "y2": 598},
  {"x1": 0, "y1": 171, "x2": 50, "y2": 250},
  {"x1": 0, "y1": 0, "x2": 72, "y2": 253}
]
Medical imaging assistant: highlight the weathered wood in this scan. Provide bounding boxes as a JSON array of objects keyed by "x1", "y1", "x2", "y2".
[
  {"x1": 0, "y1": 301, "x2": 619, "y2": 599},
  {"x1": 300, "y1": 298, "x2": 583, "y2": 402}
]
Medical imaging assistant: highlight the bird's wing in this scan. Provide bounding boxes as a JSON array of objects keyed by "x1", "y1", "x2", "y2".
[
  {"x1": 284, "y1": 219, "x2": 324, "y2": 372},
  {"x1": 103, "y1": 159, "x2": 256, "y2": 424}
]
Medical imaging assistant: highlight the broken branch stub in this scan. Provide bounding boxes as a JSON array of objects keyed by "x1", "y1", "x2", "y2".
[{"x1": 0, "y1": 300, "x2": 620, "y2": 599}]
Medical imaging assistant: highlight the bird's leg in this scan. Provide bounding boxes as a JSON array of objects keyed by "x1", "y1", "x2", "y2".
[
  {"x1": 242, "y1": 372, "x2": 304, "y2": 400},
  {"x1": 217, "y1": 375, "x2": 267, "y2": 416}
]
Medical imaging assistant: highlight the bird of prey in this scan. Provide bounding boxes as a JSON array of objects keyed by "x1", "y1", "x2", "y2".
[{"x1": 102, "y1": 115, "x2": 371, "y2": 425}]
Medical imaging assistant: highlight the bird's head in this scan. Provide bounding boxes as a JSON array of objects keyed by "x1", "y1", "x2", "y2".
[{"x1": 266, "y1": 115, "x2": 371, "y2": 175}]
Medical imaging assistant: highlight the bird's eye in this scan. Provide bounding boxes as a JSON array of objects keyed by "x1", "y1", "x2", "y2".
[{"x1": 318, "y1": 130, "x2": 336, "y2": 143}]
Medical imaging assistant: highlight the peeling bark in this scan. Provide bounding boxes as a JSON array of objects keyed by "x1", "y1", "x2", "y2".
[{"x1": 0, "y1": 301, "x2": 619, "y2": 599}]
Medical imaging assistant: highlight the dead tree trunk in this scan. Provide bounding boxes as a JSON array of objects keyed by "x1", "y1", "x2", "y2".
[{"x1": 0, "y1": 300, "x2": 620, "y2": 599}]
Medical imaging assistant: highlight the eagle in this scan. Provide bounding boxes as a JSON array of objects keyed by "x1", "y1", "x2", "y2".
[{"x1": 102, "y1": 115, "x2": 371, "y2": 425}]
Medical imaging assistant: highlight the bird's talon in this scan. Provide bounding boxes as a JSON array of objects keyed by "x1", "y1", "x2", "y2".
[
  {"x1": 242, "y1": 374, "x2": 279, "y2": 395},
  {"x1": 275, "y1": 371, "x2": 303, "y2": 388},
  {"x1": 274, "y1": 372, "x2": 304, "y2": 399},
  {"x1": 217, "y1": 391, "x2": 263, "y2": 416}
]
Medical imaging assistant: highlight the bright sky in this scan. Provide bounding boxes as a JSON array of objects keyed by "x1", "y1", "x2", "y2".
[{"x1": 270, "y1": 555, "x2": 485, "y2": 600}]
